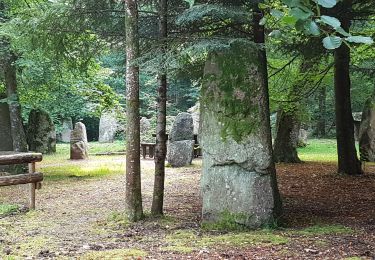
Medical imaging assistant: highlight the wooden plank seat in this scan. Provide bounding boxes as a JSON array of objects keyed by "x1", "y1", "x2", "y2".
[
  {"x1": 0, "y1": 152, "x2": 43, "y2": 210},
  {"x1": 141, "y1": 143, "x2": 156, "y2": 159}
]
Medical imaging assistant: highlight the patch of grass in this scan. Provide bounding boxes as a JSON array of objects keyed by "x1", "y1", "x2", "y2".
[
  {"x1": 80, "y1": 248, "x2": 147, "y2": 260},
  {"x1": 0, "y1": 204, "x2": 19, "y2": 216},
  {"x1": 295, "y1": 224, "x2": 353, "y2": 236},
  {"x1": 201, "y1": 211, "x2": 250, "y2": 231},
  {"x1": 343, "y1": 257, "x2": 362, "y2": 260},
  {"x1": 161, "y1": 229, "x2": 288, "y2": 253},
  {"x1": 42, "y1": 163, "x2": 124, "y2": 181},
  {"x1": 298, "y1": 139, "x2": 338, "y2": 162}
]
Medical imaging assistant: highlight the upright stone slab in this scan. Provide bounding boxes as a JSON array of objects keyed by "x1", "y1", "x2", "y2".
[
  {"x1": 0, "y1": 102, "x2": 13, "y2": 151},
  {"x1": 200, "y1": 41, "x2": 281, "y2": 228},
  {"x1": 167, "y1": 113, "x2": 194, "y2": 167},
  {"x1": 70, "y1": 122, "x2": 89, "y2": 160},
  {"x1": 60, "y1": 118, "x2": 73, "y2": 143},
  {"x1": 27, "y1": 109, "x2": 56, "y2": 154},
  {"x1": 359, "y1": 99, "x2": 375, "y2": 161},
  {"x1": 353, "y1": 112, "x2": 362, "y2": 141},
  {"x1": 99, "y1": 112, "x2": 118, "y2": 143},
  {"x1": 188, "y1": 103, "x2": 200, "y2": 135},
  {"x1": 140, "y1": 117, "x2": 151, "y2": 142}
]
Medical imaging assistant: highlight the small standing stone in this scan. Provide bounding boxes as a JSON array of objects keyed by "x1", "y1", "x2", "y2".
[
  {"x1": 99, "y1": 112, "x2": 118, "y2": 143},
  {"x1": 359, "y1": 99, "x2": 375, "y2": 161},
  {"x1": 27, "y1": 109, "x2": 56, "y2": 154},
  {"x1": 70, "y1": 122, "x2": 89, "y2": 160},
  {"x1": 188, "y1": 103, "x2": 200, "y2": 135},
  {"x1": 167, "y1": 113, "x2": 194, "y2": 167},
  {"x1": 60, "y1": 118, "x2": 73, "y2": 143}
]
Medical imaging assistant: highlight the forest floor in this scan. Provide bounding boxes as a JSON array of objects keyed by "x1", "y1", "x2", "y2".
[{"x1": 0, "y1": 141, "x2": 375, "y2": 259}]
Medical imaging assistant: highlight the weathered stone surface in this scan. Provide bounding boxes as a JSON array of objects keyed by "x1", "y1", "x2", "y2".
[
  {"x1": 27, "y1": 109, "x2": 56, "y2": 154},
  {"x1": 167, "y1": 140, "x2": 194, "y2": 167},
  {"x1": 140, "y1": 117, "x2": 151, "y2": 142},
  {"x1": 359, "y1": 100, "x2": 375, "y2": 161},
  {"x1": 353, "y1": 112, "x2": 362, "y2": 141},
  {"x1": 60, "y1": 118, "x2": 73, "y2": 143},
  {"x1": 188, "y1": 103, "x2": 200, "y2": 135},
  {"x1": 200, "y1": 41, "x2": 281, "y2": 228},
  {"x1": 99, "y1": 112, "x2": 118, "y2": 143},
  {"x1": 0, "y1": 102, "x2": 13, "y2": 151},
  {"x1": 70, "y1": 122, "x2": 88, "y2": 160},
  {"x1": 169, "y1": 113, "x2": 194, "y2": 142},
  {"x1": 298, "y1": 129, "x2": 308, "y2": 147}
]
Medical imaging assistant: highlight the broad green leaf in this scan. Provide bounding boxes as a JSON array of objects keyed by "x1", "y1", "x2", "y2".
[
  {"x1": 270, "y1": 9, "x2": 284, "y2": 19},
  {"x1": 184, "y1": 0, "x2": 195, "y2": 8},
  {"x1": 290, "y1": 8, "x2": 313, "y2": 20},
  {"x1": 320, "y1": 15, "x2": 341, "y2": 29},
  {"x1": 268, "y1": 30, "x2": 282, "y2": 38},
  {"x1": 304, "y1": 20, "x2": 320, "y2": 36},
  {"x1": 346, "y1": 36, "x2": 374, "y2": 44},
  {"x1": 259, "y1": 17, "x2": 267, "y2": 26},
  {"x1": 335, "y1": 27, "x2": 350, "y2": 37},
  {"x1": 315, "y1": 0, "x2": 337, "y2": 8},
  {"x1": 322, "y1": 36, "x2": 342, "y2": 49},
  {"x1": 282, "y1": 16, "x2": 298, "y2": 25}
]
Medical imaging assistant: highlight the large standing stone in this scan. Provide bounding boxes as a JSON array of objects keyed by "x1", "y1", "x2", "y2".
[
  {"x1": 140, "y1": 117, "x2": 151, "y2": 142},
  {"x1": 70, "y1": 122, "x2": 89, "y2": 160},
  {"x1": 200, "y1": 41, "x2": 281, "y2": 228},
  {"x1": 167, "y1": 113, "x2": 194, "y2": 167},
  {"x1": 0, "y1": 102, "x2": 13, "y2": 151},
  {"x1": 359, "y1": 99, "x2": 375, "y2": 161},
  {"x1": 27, "y1": 109, "x2": 56, "y2": 154},
  {"x1": 60, "y1": 118, "x2": 73, "y2": 143},
  {"x1": 169, "y1": 113, "x2": 194, "y2": 142},
  {"x1": 188, "y1": 103, "x2": 200, "y2": 135},
  {"x1": 167, "y1": 140, "x2": 195, "y2": 167},
  {"x1": 99, "y1": 112, "x2": 118, "y2": 143}
]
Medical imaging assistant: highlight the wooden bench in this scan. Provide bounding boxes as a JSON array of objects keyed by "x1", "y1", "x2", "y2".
[
  {"x1": 0, "y1": 152, "x2": 43, "y2": 210},
  {"x1": 141, "y1": 143, "x2": 155, "y2": 159}
]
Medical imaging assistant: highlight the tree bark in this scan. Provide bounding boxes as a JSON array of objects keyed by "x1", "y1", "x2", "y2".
[
  {"x1": 252, "y1": 5, "x2": 282, "y2": 219},
  {"x1": 315, "y1": 85, "x2": 327, "y2": 137},
  {"x1": 125, "y1": 0, "x2": 143, "y2": 221},
  {"x1": 4, "y1": 52, "x2": 28, "y2": 152},
  {"x1": 151, "y1": 0, "x2": 168, "y2": 217},
  {"x1": 334, "y1": 14, "x2": 362, "y2": 175},
  {"x1": 273, "y1": 110, "x2": 302, "y2": 163}
]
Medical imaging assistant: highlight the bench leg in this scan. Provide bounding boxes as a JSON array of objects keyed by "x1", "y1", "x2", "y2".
[{"x1": 28, "y1": 162, "x2": 36, "y2": 210}]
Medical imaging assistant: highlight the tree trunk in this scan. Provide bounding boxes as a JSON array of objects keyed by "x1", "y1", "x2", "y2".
[
  {"x1": 273, "y1": 110, "x2": 302, "y2": 163},
  {"x1": 151, "y1": 0, "x2": 168, "y2": 217},
  {"x1": 315, "y1": 85, "x2": 327, "y2": 137},
  {"x1": 252, "y1": 5, "x2": 282, "y2": 219},
  {"x1": 125, "y1": 0, "x2": 143, "y2": 221},
  {"x1": 4, "y1": 53, "x2": 28, "y2": 152},
  {"x1": 334, "y1": 15, "x2": 362, "y2": 175}
]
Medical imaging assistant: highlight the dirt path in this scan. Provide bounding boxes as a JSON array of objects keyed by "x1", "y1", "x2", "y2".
[{"x1": 1, "y1": 159, "x2": 375, "y2": 259}]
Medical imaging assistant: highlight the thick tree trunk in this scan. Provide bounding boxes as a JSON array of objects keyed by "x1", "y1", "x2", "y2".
[
  {"x1": 334, "y1": 17, "x2": 362, "y2": 175},
  {"x1": 273, "y1": 110, "x2": 302, "y2": 163},
  {"x1": 252, "y1": 6, "x2": 282, "y2": 219},
  {"x1": 151, "y1": 0, "x2": 168, "y2": 216},
  {"x1": 4, "y1": 53, "x2": 28, "y2": 152},
  {"x1": 125, "y1": 0, "x2": 143, "y2": 221},
  {"x1": 315, "y1": 85, "x2": 327, "y2": 137}
]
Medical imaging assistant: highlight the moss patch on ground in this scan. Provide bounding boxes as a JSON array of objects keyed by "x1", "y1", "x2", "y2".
[
  {"x1": 80, "y1": 248, "x2": 147, "y2": 260},
  {"x1": 0, "y1": 204, "x2": 19, "y2": 216},
  {"x1": 161, "y1": 230, "x2": 288, "y2": 253},
  {"x1": 294, "y1": 224, "x2": 354, "y2": 236}
]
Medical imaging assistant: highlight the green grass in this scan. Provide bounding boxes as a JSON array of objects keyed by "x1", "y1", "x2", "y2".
[
  {"x1": 0, "y1": 204, "x2": 19, "y2": 216},
  {"x1": 80, "y1": 248, "x2": 147, "y2": 260},
  {"x1": 161, "y1": 230, "x2": 288, "y2": 253},
  {"x1": 295, "y1": 224, "x2": 354, "y2": 236},
  {"x1": 298, "y1": 139, "x2": 339, "y2": 162}
]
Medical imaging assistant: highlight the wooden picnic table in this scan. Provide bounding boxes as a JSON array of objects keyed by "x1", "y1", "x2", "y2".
[{"x1": 0, "y1": 152, "x2": 43, "y2": 209}]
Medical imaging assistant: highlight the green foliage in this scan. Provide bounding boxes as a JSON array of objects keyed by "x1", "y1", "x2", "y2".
[
  {"x1": 0, "y1": 204, "x2": 19, "y2": 216},
  {"x1": 201, "y1": 211, "x2": 251, "y2": 231}
]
